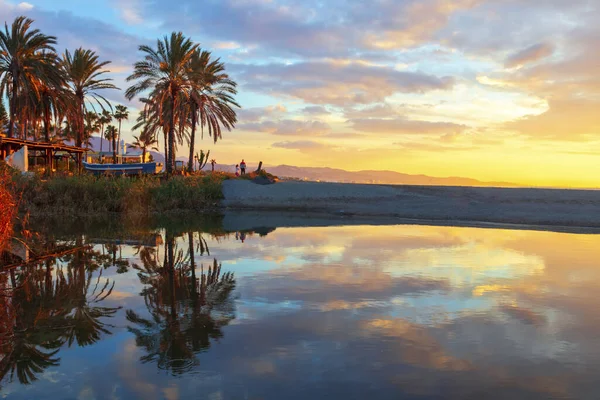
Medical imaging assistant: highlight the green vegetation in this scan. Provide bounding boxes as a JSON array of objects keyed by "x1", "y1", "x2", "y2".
[{"x1": 11, "y1": 172, "x2": 225, "y2": 216}]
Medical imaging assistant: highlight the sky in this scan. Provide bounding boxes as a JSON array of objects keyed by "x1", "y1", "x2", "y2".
[{"x1": 1, "y1": 0, "x2": 599, "y2": 187}]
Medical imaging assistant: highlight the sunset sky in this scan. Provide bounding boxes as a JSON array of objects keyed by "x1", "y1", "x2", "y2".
[{"x1": 2, "y1": 0, "x2": 599, "y2": 187}]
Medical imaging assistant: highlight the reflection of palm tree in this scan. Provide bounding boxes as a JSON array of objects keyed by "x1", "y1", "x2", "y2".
[
  {"x1": 0, "y1": 245, "x2": 121, "y2": 386},
  {"x1": 0, "y1": 268, "x2": 62, "y2": 386},
  {"x1": 127, "y1": 233, "x2": 236, "y2": 375},
  {"x1": 57, "y1": 267, "x2": 120, "y2": 347}
]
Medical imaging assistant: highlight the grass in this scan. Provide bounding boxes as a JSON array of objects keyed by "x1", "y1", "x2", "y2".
[
  {"x1": 10, "y1": 170, "x2": 226, "y2": 216},
  {"x1": 3, "y1": 164, "x2": 279, "y2": 220}
]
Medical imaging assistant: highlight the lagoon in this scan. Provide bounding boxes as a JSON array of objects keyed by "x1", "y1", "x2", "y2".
[{"x1": 1, "y1": 216, "x2": 599, "y2": 399}]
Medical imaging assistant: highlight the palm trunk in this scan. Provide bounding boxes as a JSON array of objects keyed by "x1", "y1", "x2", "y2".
[
  {"x1": 163, "y1": 130, "x2": 168, "y2": 172},
  {"x1": 112, "y1": 133, "x2": 117, "y2": 164},
  {"x1": 142, "y1": 147, "x2": 146, "y2": 163},
  {"x1": 99, "y1": 123, "x2": 104, "y2": 160},
  {"x1": 21, "y1": 119, "x2": 27, "y2": 140},
  {"x1": 117, "y1": 119, "x2": 122, "y2": 162},
  {"x1": 76, "y1": 96, "x2": 84, "y2": 148},
  {"x1": 44, "y1": 105, "x2": 51, "y2": 142},
  {"x1": 7, "y1": 74, "x2": 18, "y2": 138},
  {"x1": 188, "y1": 105, "x2": 197, "y2": 173},
  {"x1": 167, "y1": 92, "x2": 176, "y2": 176},
  {"x1": 188, "y1": 231, "x2": 196, "y2": 288}
]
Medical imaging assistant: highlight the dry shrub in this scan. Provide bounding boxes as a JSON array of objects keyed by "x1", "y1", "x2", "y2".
[{"x1": 0, "y1": 164, "x2": 17, "y2": 250}]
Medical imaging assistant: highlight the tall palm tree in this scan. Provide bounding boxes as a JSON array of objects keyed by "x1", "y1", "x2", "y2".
[
  {"x1": 83, "y1": 111, "x2": 100, "y2": 147},
  {"x1": 61, "y1": 48, "x2": 118, "y2": 148},
  {"x1": 113, "y1": 104, "x2": 128, "y2": 160},
  {"x1": 104, "y1": 125, "x2": 118, "y2": 163},
  {"x1": 185, "y1": 49, "x2": 239, "y2": 172},
  {"x1": 126, "y1": 32, "x2": 199, "y2": 176},
  {"x1": 0, "y1": 16, "x2": 60, "y2": 138},
  {"x1": 98, "y1": 110, "x2": 112, "y2": 157}
]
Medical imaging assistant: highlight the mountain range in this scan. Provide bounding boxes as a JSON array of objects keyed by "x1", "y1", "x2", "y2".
[{"x1": 85, "y1": 136, "x2": 516, "y2": 187}]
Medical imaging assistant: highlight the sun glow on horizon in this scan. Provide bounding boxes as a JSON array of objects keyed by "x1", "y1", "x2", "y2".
[{"x1": 2, "y1": 0, "x2": 599, "y2": 187}]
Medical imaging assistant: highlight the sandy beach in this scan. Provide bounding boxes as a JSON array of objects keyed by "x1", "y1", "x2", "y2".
[{"x1": 222, "y1": 180, "x2": 600, "y2": 231}]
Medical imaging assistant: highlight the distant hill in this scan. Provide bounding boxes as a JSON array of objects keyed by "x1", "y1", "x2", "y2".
[
  {"x1": 84, "y1": 136, "x2": 514, "y2": 187},
  {"x1": 205, "y1": 163, "x2": 516, "y2": 187},
  {"x1": 265, "y1": 165, "x2": 516, "y2": 187}
]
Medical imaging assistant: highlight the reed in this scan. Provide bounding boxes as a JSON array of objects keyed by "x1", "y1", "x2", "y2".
[{"x1": 12, "y1": 172, "x2": 225, "y2": 216}]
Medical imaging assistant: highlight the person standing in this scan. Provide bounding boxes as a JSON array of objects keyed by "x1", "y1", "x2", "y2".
[
  {"x1": 235, "y1": 164, "x2": 240, "y2": 176},
  {"x1": 240, "y1": 159, "x2": 246, "y2": 175}
]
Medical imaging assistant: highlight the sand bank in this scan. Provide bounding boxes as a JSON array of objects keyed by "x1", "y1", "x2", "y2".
[{"x1": 221, "y1": 180, "x2": 600, "y2": 231}]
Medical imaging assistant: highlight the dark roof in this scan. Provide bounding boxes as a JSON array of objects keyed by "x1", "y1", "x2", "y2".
[{"x1": 0, "y1": 137, "x2": 86, "y2": 153}]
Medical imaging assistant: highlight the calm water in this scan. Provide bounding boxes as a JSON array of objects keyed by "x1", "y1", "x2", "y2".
[{"x1": 1, "y1": 220, "x2": 600, "y2": 399}]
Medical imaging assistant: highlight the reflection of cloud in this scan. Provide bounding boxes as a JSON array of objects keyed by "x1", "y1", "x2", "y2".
[
  {"x1": 361, "y1": 318, "x2": 471, "y2": 371},
  {"x1": 499, "y1": 303, "x2": 546, "y2": 326},
  {"x1": 116, "y1": 339, "x2": 161, "y2": 400}
]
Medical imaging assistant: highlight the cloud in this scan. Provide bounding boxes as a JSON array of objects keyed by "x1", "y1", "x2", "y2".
[
  {"x1": 344, "y1": 103, "x2": 399, "y2": 119},
  {"x1": 271, "y1": 140, "x2": 330, "y2": 151},
  {"x1": 234, "y1": 61, "x2": 455, "y2": 106},
  {"x1": 17, "y1": 1, "x2": 33, "y2": 10},
  {"x1": 240, "y1": 120, "x2": 331, "y2": 136},
  {"x1": 350, "y1": 117, "x2": 468, "y2": 135},
  {"x1": 301, "y1": 106, "x2": 331, "y2": 116},
  {"x1": 213, "y1": 41, "x2": 242, "y2": 50},
  {"x1": 237, "y1": 105, "x2": 287, "y2": 123},
  {"x1": 113, "y1": 0, "x2": 144, "y2": 25},
  {"x1": 506, "y1": 99, "x2": 600, "y2": 140},
  {"x1": 505, "y1": 43, "x2": 554, "y2": 69},
  {"x1": 128, "y1": 0, "x2": 482, "y2": 57}
]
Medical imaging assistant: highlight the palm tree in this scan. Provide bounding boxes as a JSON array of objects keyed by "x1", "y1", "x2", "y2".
[
  {"x1": 113, "y1": 105, "x2": 128, "y2": 160},
  {"x1": 98, "y1": 110, "x2": 112, "y2": 157},
  {"x1": 132, "y1": 127, "x2": 158, "y2": 163},
  {"x1": 61, "y1": 48, "x2": 118, "y2": 148},
  {"x1": 104, "y1": 125, "x2": 118, "y2": 163},
  {"x1": 0, "y1": 16, "x2": 60, "y2": 138},
  {"x1": 126, "y1": 32, "x2": 199, "y2": 176},
  {"x1": 185, "y1": 49, "x2": 239, "y2": 172},
  {"x1": 37, "y1": 78, "x2": 73, "y2": 142},
  {"x1": 83, "y1": 111, "x2": 100, "y2": 147}
]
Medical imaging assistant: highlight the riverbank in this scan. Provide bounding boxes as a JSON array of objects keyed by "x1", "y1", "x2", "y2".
[
  {"x1": 5, "y1": 163, "x2": 600, "y2": 232},
  {"x1": 9, "y1": 171, "x2": 224, "y2": 216},
  {"x1": 222, "y1": 180, "x2": 600, "y2": 230}
]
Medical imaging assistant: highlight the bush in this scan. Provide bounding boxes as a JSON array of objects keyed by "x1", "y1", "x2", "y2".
[
  {"x1": 0, "y1": 163, "x2": 17, "y2": 249},
  {"x1": 13, "y1": 172, "x2": 226, "y2": 216}
]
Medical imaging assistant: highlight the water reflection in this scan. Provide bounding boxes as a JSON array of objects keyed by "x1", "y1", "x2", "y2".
[
  {"x1": 126, "y1": 232, "x2": 236, "y2": 374},
  {"x1": 1, "y1": 221, "x2": 599, "y2": 399},
  {"x1": 0, "y1": 242, "x2": 122, "y2": 386}
]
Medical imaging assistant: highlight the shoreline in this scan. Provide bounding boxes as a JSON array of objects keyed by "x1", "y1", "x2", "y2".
[
  {"x1": 220, "y1": 210, "x2": 600, "y2": 234},
  {"x1": 221, "y1": 180, "x2": 600, "y2": 233}
]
